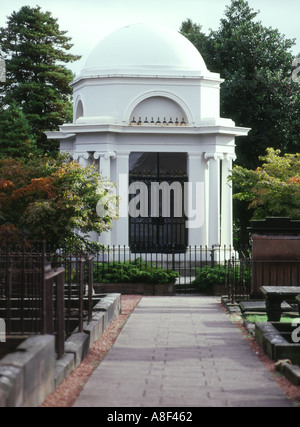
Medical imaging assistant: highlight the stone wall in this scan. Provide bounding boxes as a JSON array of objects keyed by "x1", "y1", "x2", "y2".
[{"x1": 0, "y1": 294, "x2": 121, "y2": 407}]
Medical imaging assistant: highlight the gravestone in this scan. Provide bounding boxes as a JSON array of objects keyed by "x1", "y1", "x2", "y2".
[{"x1": 248, "y1": 217, "x2": 300, "y2": 297}]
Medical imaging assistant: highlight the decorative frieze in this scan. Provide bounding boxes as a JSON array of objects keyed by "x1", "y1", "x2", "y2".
[{"x1": 130, "y1": 116, "x2": 187, "y2": 126}]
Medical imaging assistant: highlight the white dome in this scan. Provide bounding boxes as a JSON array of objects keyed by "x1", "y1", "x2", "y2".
[{"x1": 81, "y1": 23, "x2": 208, "y2": 77}]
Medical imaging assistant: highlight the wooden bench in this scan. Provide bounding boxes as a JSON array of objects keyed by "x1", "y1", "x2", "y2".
[{"x1": 260, "y1": 286, "x2": 300, "y2": 321}]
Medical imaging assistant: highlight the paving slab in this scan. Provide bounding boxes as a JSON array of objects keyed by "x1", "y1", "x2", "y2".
[{"x1": 73, "y1": 296, "x2": 293, "y2": 408}]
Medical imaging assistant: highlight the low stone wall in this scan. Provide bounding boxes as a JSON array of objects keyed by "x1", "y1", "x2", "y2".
[
  {"x1": 93, "y1": 282, "x2": 175, "y2": 296},
  {"x1": 212, "y1": 284, "x2": 227, "y2": 296},
  {"x1": 255, "y1": 321, "x2": 300, "y2": 365},
  {"x1": 0, "y1": 293, "x2": 121, "y2": 407}
]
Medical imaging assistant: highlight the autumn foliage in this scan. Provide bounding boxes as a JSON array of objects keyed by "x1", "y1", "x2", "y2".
[{"x1": 0, "y1": 156, "x2": 118, "y2": 250}]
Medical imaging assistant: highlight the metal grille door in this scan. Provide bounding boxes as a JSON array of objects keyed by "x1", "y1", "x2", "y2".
[{"x1": 129, "y1": 153, "x2": 188, "y2": 253}]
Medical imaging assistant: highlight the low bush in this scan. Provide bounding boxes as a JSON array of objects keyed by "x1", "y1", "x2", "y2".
[
  {"x1": 192, "y1": 266, "x2": 226, "y2": 294},
  {"x1": 192, "y1": 264, "x2": 252, "y2": 294},
  {"x1": 93, "y1": 258, "x2": 179, "y2": 284}
]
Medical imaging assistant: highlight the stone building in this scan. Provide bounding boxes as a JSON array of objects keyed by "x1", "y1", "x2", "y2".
[{"x1": 47, "y1": 23, "x2": 250, "y2": 253}]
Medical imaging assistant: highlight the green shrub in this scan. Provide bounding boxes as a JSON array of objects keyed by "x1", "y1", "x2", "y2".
[
  {"x1": 192, "y1": 264, "x2": 252, "y2": 294},
  {"x1": 192, "y1": 266, "x2": 226, "y2": 294},
  {"x1": 93, "y1": 258, "x2": 179, "y2": 284}
]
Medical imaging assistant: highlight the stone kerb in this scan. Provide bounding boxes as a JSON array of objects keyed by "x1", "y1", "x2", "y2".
[
  {"x1": 0, "y1": 293, "x2": 121, "y2": 407},
  {"x1": 0, "y1": 335, "x2": 55, "y2": 407}
]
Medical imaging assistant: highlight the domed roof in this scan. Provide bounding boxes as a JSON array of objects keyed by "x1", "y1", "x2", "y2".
[{"x1": 81, "y1": 23, "x2": 208, "y2": 77}]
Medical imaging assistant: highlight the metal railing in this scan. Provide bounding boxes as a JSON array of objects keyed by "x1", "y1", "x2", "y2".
[
  {"x1": 49, "y1": 250, "x2": 94, "y2": 332},
  {"x1": 0, "y1": 247, "x2": 66, "y2": 358},
  {"x1": 225, "y1": 258, "x2": 300, "y2": 302},
  {"x1": 2, "y1": 240, "x2": 298, "y2": 355},
  {"x1": 93, "y1": 244, "x2": 250, "y2": 294},
  {"x1": 44, "y1": 265, "x2": 65, "y2": 359},
  {"x1": 225, "y1": 257, "x2": 252, "y2": 303},
  {"x1": 0, "y1": 241, "x2": 95, "y2": 359}
]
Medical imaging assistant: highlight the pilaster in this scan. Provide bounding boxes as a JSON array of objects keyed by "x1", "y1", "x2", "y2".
[
  {"x1": 94, "y1": 151, "x2": 116, "y2": 180},
  {"x1": 110, "y1": 151, "x2": 130, "y2": 247},
  {"x1": 204, "y1": 152, "x2": 223, "y2": 247},
  {"x1": 187, "y1": 153, "x2": 206, "y2": 245},
  {"x1": 221, "y1": 153, "x2": 236, "y2": 248}
]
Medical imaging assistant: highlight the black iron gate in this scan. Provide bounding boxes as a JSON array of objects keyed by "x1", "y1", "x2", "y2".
[{"x1": 129, "y1": 168, "x2": 188, "y2": 253}]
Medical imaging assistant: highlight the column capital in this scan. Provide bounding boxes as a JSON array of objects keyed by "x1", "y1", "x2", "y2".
[
  {"x1": 223, "y1": 153, "x2": 237, "y2": 162},
  {"x1": 93, "y1": 152, "x2": 101, "y2": 160},
  {"x1": 204, "y1": 152, "x2": 224, "y2": 161},
  {"x1": 73, "y1": 152, "x2": 90, "y2": 161},
  {"x1": 94, "y1": 151, "x2": 117, "y2": 160}
]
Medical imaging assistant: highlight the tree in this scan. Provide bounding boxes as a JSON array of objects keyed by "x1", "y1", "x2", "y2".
[
  {"x1": 0, "y1": 156, "x2": 118, "y2": 252},
  {"x1": 0, "y1": 102, "x2": 40, "y2": 159},
  {"x1": 0, "y1": 6, "x2": 81, "y2": 154},
  {"x1": 180, "y1": 0, "x2": 300, "y2": 246},
  {"x1": 231, "y1": 148, "x2": 300, "y2": 220},
  {"x1": 180, "y1": 19, "x2": 208, "y2": 54},
  {"x1": 180, "y1": 0, "x2": 300, "y2": 170}
]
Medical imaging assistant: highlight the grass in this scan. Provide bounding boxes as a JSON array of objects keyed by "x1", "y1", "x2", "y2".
[{"x1": 244, "y1": 314, "x2": 300, "y2": 323}]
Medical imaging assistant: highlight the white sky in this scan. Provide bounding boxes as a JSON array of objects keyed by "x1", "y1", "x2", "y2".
[{"x1": 1, "y1": 0, "x2": 300, "y2": 76}]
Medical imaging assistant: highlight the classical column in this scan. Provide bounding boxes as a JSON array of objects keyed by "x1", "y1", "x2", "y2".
[
  {"x1": 73, "y1": 152, "x2": 100, "y2": 242},
  {"x1": 94, "y1": 152, "x2": 117, "y2": 247},
  {"x1": 110, "y1": 152, "x2": 130, "y2": 247},
  {"x1": 205, "y1": 153, "x2": 223, "y2": 247},
  {"x1": 221, "y1": 153, "x2": 236, "y2": 248},
  {"x1": 187, "y1": 153, "x2": 206, "y2": 246},
  {"x1": 94, "y1": 151, "x2": 116, "y2": 180}
]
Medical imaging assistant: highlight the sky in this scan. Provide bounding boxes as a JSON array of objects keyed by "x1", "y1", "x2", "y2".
[{"x1": 1, "y1": 0, "x2": 300, "y2": 76}]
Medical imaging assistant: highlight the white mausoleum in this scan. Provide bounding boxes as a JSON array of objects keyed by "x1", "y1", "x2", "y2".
[{"x1": 47, "y1": 23, "x2": 250, "y2": 253}]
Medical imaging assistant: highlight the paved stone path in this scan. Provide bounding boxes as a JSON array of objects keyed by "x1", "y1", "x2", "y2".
[{"x1": 73, "y1": 296, "x2": 293, "y2": 407}]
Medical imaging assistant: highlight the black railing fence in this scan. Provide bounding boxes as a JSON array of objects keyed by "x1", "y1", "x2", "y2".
[
  {"x1": 95, "y1": 246, "x2": 298, "y2": 300},
  {"x1": 0, "y1": 241, "x2": 94, "y2": 359},
  {"x1": 49, "y1": 248, "x2": 94, "y2": 331},
  {"x1": 225, "y1": 257, "x2": 252, "y2": 303},
  {"x1": 93, "y1": 244, "x2": 252, "y2": 295},
  {"x1": 1, "y1": 239, "x2": 298, "y2": 360}
]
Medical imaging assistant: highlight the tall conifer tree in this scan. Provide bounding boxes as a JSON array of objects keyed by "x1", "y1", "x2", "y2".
[
  {"x1": 0, "y1": 6, "x2": 81, "y2": 154},
  {"x1": 0, "y1": 102, "x2": 39, "y2": 159}
]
